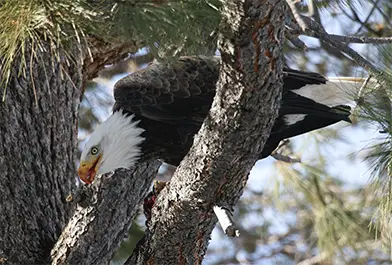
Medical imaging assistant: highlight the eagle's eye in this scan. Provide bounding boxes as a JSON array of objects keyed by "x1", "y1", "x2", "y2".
[{"x1": 91, "y1": 146, "x2": 99, "y2": 155}]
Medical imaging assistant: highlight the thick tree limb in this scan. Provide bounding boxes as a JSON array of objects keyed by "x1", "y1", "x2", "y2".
[
  {"x1": 51, "y1": 160, "x2": 161, "y2": 265},
  {"x1": 127, "y1": 1, "x2": 286, "y2": 264},
  {"x1": 83, "y1": 38, "x2": 141, "y2": 85}
]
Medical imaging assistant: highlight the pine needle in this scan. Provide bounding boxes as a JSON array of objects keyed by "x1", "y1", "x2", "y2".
[{"x1": 0, "y1": 0, "x2": 221, "y2": 100}]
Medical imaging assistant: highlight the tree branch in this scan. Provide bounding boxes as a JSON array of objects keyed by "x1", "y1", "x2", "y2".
[
  {"x1": 326, "y1": 34, "x2": 392, "y2": 44},
  {"x1": 83, "y1": 37, "x2": 141, "y2": 84},
  {"x1": 126, "y1": 0, "x2": 286, "y2": 264},
  {"x1": 285, "y1": 30, "x2": 308, "y2": 51},
  {"x1": 354, "y1": 0, "x2": 380, "y2": 35},
  {"x1": 287, "y1": 14, "x2": 383, "y2": 76},
  {"x1": 286, "y1": 0, "x2": 308, "y2": 31},
  {"x1": 51, "y1": 159, "x2": 161, "y2": 265},
  {"x1": 303, "y1": 16, "x2": 381, "y2": 76},
  {"x1": 272, "y1": 153, "x2": 301, "y2": 163},
  {"x1": 213, "y1": 206, "x2": 240, "y2": 237}
]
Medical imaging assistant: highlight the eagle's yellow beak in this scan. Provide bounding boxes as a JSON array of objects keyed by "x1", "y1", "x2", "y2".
[{"x1": 78, "y1": 154, "x2": 102, "y2": 184}]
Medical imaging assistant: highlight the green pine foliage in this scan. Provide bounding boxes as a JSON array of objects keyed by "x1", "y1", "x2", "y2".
[
  {"x1": 0, "y1": 0, "x2": 104, "y2": 99},
  {"x1": 276, "y1": 143, "x2": 373, "y2": 257},
  {"x1": 356, "y1": 44, "x2": 392, "y2": 251},
  {"x1": 112, "y1": 0, "x2": 221, "y2": 57},
  {"x1": 0, "y1": 0, "x2": 221, "y2": 99}
]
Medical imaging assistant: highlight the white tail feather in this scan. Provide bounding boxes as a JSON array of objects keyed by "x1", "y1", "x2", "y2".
[{"x1": 292, "y1": 77, "x2": 379, "y2": 107}]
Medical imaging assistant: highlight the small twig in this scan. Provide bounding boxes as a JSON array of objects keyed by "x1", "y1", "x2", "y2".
[
  {"x1": 213, "y1": 206, "x2": 240, "y2": 237},
  {"x1": 368, "y1": 0, "x2": 392, "y2": 29},
  {"x1": 327, "y1": 34, "x2": 392, "y2": 44},
  {"x1": 286, "y1": 0, "x2": 308, "y2": 31},
  {"x1": 271, "y1": 153, "x2": 301, "y2": 163},
  {"x1": 285, "y1": 30, "x2": 308, "y2": 51},
  {"x1": 354, "y1": 0, "x2": 380, "y2": 35},
  {"x1": 296, "y1": 252, "x2": 329, "y2": 265},
  {"x1": 339, "y1": 3, "x2": 381, "y2": 36},
  {"x1": 276, "y1": 139, "x2": 290, "y2": 151},
  {"x1": 356, "y1": 75, "x2": 372, "y2": 104},
  {"x1": 285, "y1": 11, "x2": 386, "y2": 76},
  {"x1": 300, "y1": 16, "x2": 382, "y2": 77},
  {"x1": 271, "y1": 140, "x2": 301, "y2": 163}
]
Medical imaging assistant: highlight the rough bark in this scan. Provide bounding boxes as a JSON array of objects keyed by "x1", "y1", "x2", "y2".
[
  {"x1": 51, "y1": 160, "x2": 161, "y2": 265},
  {"x1": 0, "y1": 39, "x2": 146, "y2": 264},
  {"x1": 83, "y1": 38, "x2": 140, "y2": 82},
  {"x1": 0, "y1": 45, "x2": 82, "y2": 265},
  {"x1": 128, "y1": 1, "x2": 286, "y2": 264}
]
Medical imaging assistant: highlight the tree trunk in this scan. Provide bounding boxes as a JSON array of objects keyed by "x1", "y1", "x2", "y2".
[
  {"x1": 128, "y1": 1, "x2": 286, "y2": 264},
  {"x1": 0, "y1": 45, "x2": 82, "y2": 264},
  {"x1": 0, "y1": 39, "x2": 150, "y2": 265}
]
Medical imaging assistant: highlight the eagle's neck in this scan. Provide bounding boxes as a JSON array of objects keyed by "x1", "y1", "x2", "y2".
[{"x1": 97, "y1": 111, "x2": 145, "y2": 175}]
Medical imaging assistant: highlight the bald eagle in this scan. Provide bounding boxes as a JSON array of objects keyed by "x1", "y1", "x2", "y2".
[{"x1": 78, "y1": 56, "x2": 364, "y2": 184}]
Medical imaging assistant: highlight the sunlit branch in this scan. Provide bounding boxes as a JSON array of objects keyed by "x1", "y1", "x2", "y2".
[
  {"x1": 213, "y1": 206, "x2": 240, "y2": 237},
  {"x1": 328, "y1": 35, "x2": 392, "y2": 44},
  {"x1": 286, "y1": 0, "x2": 308, "y2": 31}
]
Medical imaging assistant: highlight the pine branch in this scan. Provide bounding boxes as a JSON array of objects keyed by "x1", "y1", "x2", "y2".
[
  {"x1": 285, "y1": 30, "x2": 308, "y2": 51},
  {"x1": 287, "y1": 14, "x2": 383, "y2": 76},
  {"x1": 326, "y1": 34, "x2": 392, "y2": 44},
  {"x1": 354, "y1": 0, "x2": 380, "y2": 35},
  {"x1": 286, "y1": 0, "x2": 308, "y2": 31},
  {"x1": 0, "y1": 0, "x2": 221, "y2": 97},
  {"x1": 272, "y1": 153, "x2": 301, "y2": 163},
  {"x1": 83, "y1": 38, "x2": 142, "y2": 82},
  {"x1": 126, "y1": 1, "x2": 286, "y2": 264}
]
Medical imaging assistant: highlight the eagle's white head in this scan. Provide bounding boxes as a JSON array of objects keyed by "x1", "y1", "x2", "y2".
[{"x1": 78, "y1": 110, "x2": 145, "y2": 184}]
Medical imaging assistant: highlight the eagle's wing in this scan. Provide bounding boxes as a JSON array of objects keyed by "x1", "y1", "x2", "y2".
[
  {"x1": 113, "y1": 56, "x2": 219, "y2": 124},
  {"x1": 113, "y1": 56, "x2": 352, "y2": 161},
  {"x1": 114, "y1": 56, "x2": 350, "y2": 131},
  {"x1": 113, "y1": 56, "x2": 334, "y2": 124}
]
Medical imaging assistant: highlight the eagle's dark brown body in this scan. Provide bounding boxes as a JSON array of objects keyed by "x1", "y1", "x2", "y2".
[{"x1": 113, "y1": 56, "x2": 351, "y2": 166}]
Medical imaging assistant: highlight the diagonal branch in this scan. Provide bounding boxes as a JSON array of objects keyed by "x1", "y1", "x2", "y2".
[
  {"x1": 126, "y1": 0, "x2": 286, "y2": 264},
  {"x1": 354, "y1": 0, "x2": 380, "y2": 35},
  {"x1": 326, "y1": 34, "x2": 392, "y2": 44},
  {"x1": 51, "y1": 159, "x2": 161, "y2": 265}
]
